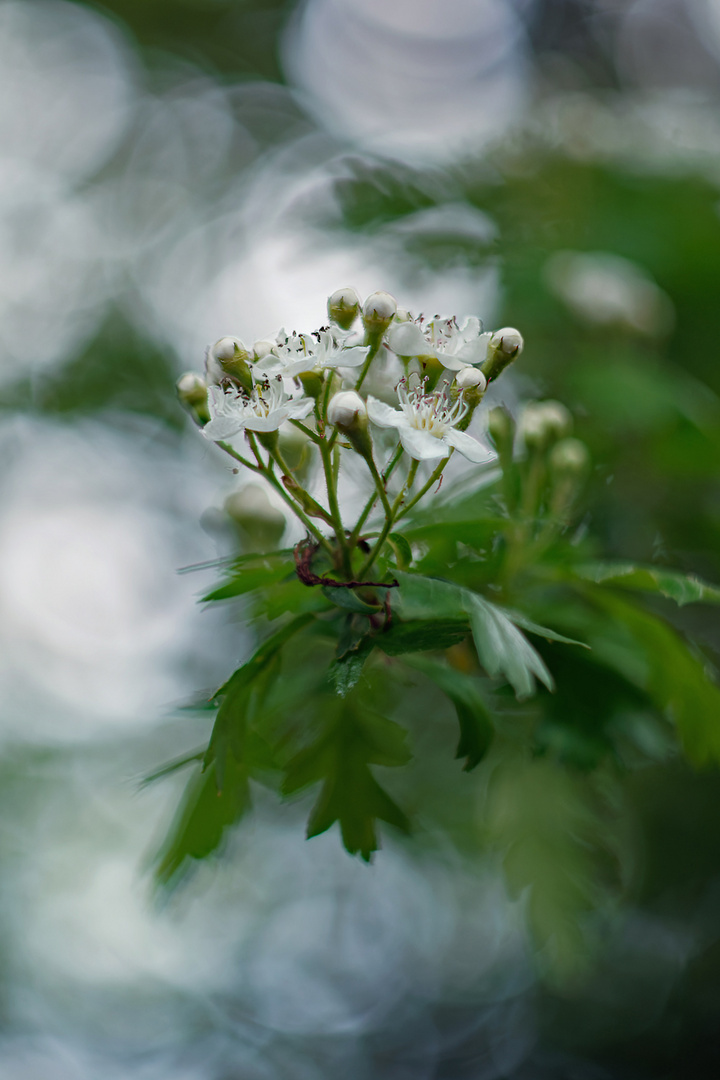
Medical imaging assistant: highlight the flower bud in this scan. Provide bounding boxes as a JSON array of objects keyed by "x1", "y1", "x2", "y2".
[
  {"x1": 253, "y1": 339, "x2": 274, "y2": 360},
  {"x1": 327, "y1": 390, "x2": 373, "y2": 458},
  {"x1": 481, "y1": 327, "x2": 524, "y2": 383},
  {"x1": 362, "y1": 291, "x2": 397, "y2": 334},
  {"x1": 176, "y1": 372, "x2": 209, "y2": 425},
  {"x1": 205, "y1": 337, "x2": 253, "y2": 394},
  {"x1": 549, "y1": 437, "x2": 590, "y2": 478},
  {"x1": 455, "y1": 366, "x2": 487, "y2": 391},
  {"x1": 328, "y1": 287, "x2": 361, "y2": 330},
  {"x1": 225, "y1": 485, "x2": 286, "y2": 552},
  {"x1": 298, "y1": 370, "x2": 324, "y2": 400},
  {"x1": 520, "y1": 401, "x2": 572, "y2": 451},
  {"x1": 327, "y1": 390, "x2": 367, "y2": 429}
]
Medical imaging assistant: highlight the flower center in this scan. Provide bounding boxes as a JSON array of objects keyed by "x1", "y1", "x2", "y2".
[{"x1": 397, "y1": 378, "x2": 467, "y2": 438}]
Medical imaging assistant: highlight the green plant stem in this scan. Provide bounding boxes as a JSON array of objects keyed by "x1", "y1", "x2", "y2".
[
  {"x1": 350, "y1": 442, "x2": 404, "y2": 543},
  {"x1": 245, "y1": 432, "x2": 333, "y2": 553},
  {"x1": 290, "y1": 420, "x2": 321, "y2": 444},
  {"x1": 364, "y1": 454, "x2": 393, "y2": 519},
  {"x1": 216, "y1": 441, "x2": 262, "y2": 472},
  {"x1": 357, "y1": 459, "x2": 419, "y2": 579},
  {"x1": 319, "y1": 439, "x2": 351, "y2": 575},
  {"x1": 395, "y1": 455, "x2": 452, "y2": 522}
]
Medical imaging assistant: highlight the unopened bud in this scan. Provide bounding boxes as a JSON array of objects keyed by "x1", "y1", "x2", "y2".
[
  {"x1": 327, "y1": 390, "x2": 372, "y2": 458},
  {"x1": 177, "y1": 372, "x2": 209, "y2": 425},
  {"x1": 362, "y1": 291, "x2": 397, "y2": 334},
  {"x1": 549, "y1": 437, "x2": 590, "y2": 478},
  {"x1": 206, "y1": 337, "x2": 253, "y2": 394},
  {"x1": 481, "y1": 327, "x2": 524, "y2": 383},
  {"x1": 225, "y1": 485, "x2": 286, "y2": 552},
  {"x1": 327, "y1": 390, "x2": 367, "y2": 429},
  {"x1": 298, "y1": 370, "x2": 324, "y2": 400},
  {"x1": 253, "y1": 339, "x2": 274, "y2": 360},
  {"x1": 520, "y1": 401, "x2": 572, "y2": 450},
  {"x1": 455, "y1": 366, "x2": 487, "y2": 391},
  {"x1": 328, "y1": 287, "x2": 361, "y2": 330}
]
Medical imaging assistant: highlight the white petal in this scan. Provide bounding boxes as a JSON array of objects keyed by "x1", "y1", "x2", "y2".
[
  {"x1": 452, "y1": 332, "x2": 492, "y2": 365},
  {"x1": 386, "y1": 322, "x2": 429, "y2": 358},
  {"x1": 286, "y1": 397, "x2": 315, "y2": 420},
  {"x1": 244, "y1": 411, "x2": 287, "y2": 432},
  {"x1": 443, "y1": 428, "x2": 495, "y2": 463},
  {"x1": 399, "y1": 426, "x2": 450, "y2": 461},
  {"x1": 327, "y1": 345, "x2": 367, "y2": 368},
  {"x1": 366, "y1": 396, "x2": 403, "y2": 430},
  {"x1": 203, "y1": 416, "x2": 245, "y2": 441}
]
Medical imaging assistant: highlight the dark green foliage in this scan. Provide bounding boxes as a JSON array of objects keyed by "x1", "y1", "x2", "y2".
[
  {"x1": 404, "y1": 656, "x2": 494, "y2": 770},
  {"x1": 282, "y1": 703, "x2": 411, "y2": 860}
]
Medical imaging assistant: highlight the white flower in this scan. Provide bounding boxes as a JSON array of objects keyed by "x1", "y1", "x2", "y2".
[
  {"x1": 203, "y1": 378, "x2": 313, "y2": 441},
  {"x1": 255, "y1": 328, "x2": 367, "y2": 379},
  {"x1": 386, "y1": 315, "x2": 490, "y2": 372},
  {"x1": 366, "y1": 380, "x2": 494, "y2": 463}
]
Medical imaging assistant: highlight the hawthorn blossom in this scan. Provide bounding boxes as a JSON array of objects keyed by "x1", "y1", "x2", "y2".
[
  {"x1": 203, "y1": 378, "x2": 313, "y2": 441},
  {"x1": 386, "y1": 315, "x2": 490, "y2": 372},
  {"x1": 255, "y1": 328, "x2": 366, "y2": 379},
  {"x1": 366, "y1": 380, "x2": 494, "y2": 463}
]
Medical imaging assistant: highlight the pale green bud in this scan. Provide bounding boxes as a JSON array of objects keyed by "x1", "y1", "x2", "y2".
[
  {"x1": 362, "y1": 291, "x2": 397, "y2": 334},
  {"x1": 549, "y1": 437, "x2": 590, "y2": 478},
  {"x1": 455, "y1": 366, "x2": 487, "y2": 391},
  {"x1": 520, "y1": 401, "x2": 572, "y2": 450},
  {"x1": 225, "y1": 485, "x2": 286, "y2": 551},
  {"x1": 327, "y1": 390, "x2": 373, "y2": 458},
  {"x1": 176, "y1": 372, "x2": 209, "y2": 425},
  {"x1": 481, "y1": 327, "x2": 524, "y2": 383},
  {"x1": 328, "y1": 287, "x2": 361, "y2": 330}
]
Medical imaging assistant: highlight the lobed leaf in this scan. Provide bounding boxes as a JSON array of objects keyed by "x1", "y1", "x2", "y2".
[{"x1": 404, "y1": 655, "x2": 494, "y2": 769}]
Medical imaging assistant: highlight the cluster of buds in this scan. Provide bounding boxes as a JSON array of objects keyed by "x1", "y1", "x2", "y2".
[{"x1": 176, "y1": 287, "x2": 528, "y2": 577}]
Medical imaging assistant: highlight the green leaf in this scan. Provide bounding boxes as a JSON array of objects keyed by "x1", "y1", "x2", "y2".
[
  {"x1": 155, "y1": 750, "x2": 250, "y2": 885},
  {"x1": 206, "y1": 613, "x2": 316, "y2": 776},
  {"x1": 282, "y1": 704, "x2": 411, "y2": 860},
  {"x1": 201, "y1": 553, "x2": 294, "y2": 602},
  {"x1": 404, "y1": 656, "x2": 494, "y2": 769},
  {"x1": 140, "y1": 749, "x2": 205, "y2": 788},
  {"x1": 486, "y1": 757, "x2": 626, "y2": 980},
  {"x1": 586, "y1": 589, "x2": 720, "y2": 767},
  {"x1": 375, "y1": 618, "x2": 470, "y2": 656},
  {"x1": 574, "y1": 562, "x2": 720, "y2": 607},
  {"x1": 393, "y1": 571, "x2": 557, "y2": 698},
  {"x1": 388, "y1": 531, "x2": 412, "y2": 569},
  {"x1": 321, "y1": 586, "x2": 384, "y2": 613},
  {"x1": 501, "y1": 609, "x2": 589, "y2": 648},
  {"x1": 328, "y1": 646, "x2": 372, "y2": 697},
  {"x1": 464, "y1": 593, "x2": 554, "y2": 699}
]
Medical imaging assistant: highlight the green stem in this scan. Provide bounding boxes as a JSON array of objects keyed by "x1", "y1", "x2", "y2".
[
  {"x1": 290, "y1": 419, "x2": 321, "y2": 444},
  {"x1": 364, "y1": 454, "x2": 393, "y2": 519},
  {"x1": 350, "y1": 442, "x2": 404, "y2": 543},
  {"x1": 320, "y1": 439, "x2": 351, "y2": 574},
  {"x1": 216, "y1": 441, "x2": 262, "y2": 472},
  {"x1": 395, "y1": 455, "x2": 452, "y2": 522},
  {"x1": 357, "y1": 459, "x2": 419, "y2": 579},
  {"x1": 245, "y1": 432, "x2": 333, "y2": 553}
]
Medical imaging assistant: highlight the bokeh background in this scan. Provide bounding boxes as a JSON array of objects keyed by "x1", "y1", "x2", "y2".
[{"x1": 3, "y1": 0, "x2": 720, "y2": 1076}]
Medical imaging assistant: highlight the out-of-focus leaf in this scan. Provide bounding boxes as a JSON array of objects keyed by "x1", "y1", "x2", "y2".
[
  {"x1": 587, "y1": 590, "x2": 720, "y2": 767},
  {"x1": 405, "y1": 656, "x2": 494, "y2": 769},
  {"x1": 206, "y1": 613, "x2": 315, "y2": 777},
  {"x1": 574, "y1": 562, "x2": 720, "y2": 606},
  {"x1": 155, "y1": 750, "x2": 250, "y2": 886},
  {"x1": 140, "y1": 749, "x2": 205, "y2": 788},
  {"x1": 486, "y1": 757, "x2": 626, "y2": 980},
  {"x1": 329, "y1": 647, "x2": 371, "y2": 697},
  {"x1": 282, "y1": 704, "x2": 411, "y2": 860},
  {"x1": 202, "y1": 555, "x2": 294, "y2": 601}
]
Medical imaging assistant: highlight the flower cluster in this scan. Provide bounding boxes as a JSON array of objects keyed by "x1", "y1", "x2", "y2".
[{"x1": 177, "y1": 288, "x2": 524, "y2": 579}]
